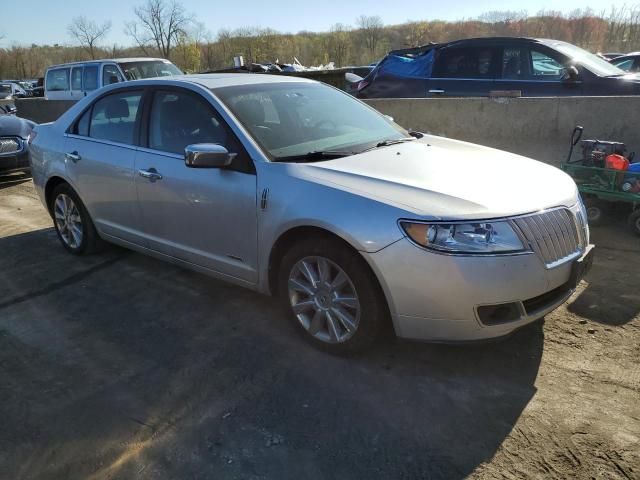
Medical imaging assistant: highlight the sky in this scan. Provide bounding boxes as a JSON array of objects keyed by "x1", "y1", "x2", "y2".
[{"x1": 0, "y1": 0, "x2": 631, "y2": 47}]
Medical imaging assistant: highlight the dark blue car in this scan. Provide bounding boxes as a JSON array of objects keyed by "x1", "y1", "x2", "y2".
[{"x1": 352, "y1": 37, "x2": 640, "y2": 98}]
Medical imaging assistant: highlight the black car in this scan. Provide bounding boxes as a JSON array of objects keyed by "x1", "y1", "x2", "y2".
[
  {"x1": 610, "y1": 53, "x2": 640, "y2": 73},
  {"x1": 0, "y1": 114, "x2": 34, "y2": 176},
  {"x1": 351, "y1": 37, "x2": 640, "y2": 98}
]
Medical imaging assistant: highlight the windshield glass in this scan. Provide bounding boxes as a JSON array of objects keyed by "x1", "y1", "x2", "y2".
[
  {"x1": 0, "y1": 85, "x2": 11, "y2": 95},
  {"x1": 214, "y1": 82, "x2": 408, "y2": 160},
  {"x1": 551, "y1": 42, "x2": 626, "y2": 76},
  {"x1": 117, "y1": 60, "x2": 183, "y2": 80}
]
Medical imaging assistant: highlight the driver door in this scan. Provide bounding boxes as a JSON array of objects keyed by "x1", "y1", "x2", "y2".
[{"x1": 134, "y1": 87, "x2": 259, "y2": 284}]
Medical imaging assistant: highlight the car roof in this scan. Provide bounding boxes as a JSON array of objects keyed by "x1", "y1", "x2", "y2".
[
  {"x1": 46, "y1": 58, "x2": 169, "y2": 69},
  {"x1": 613, "y1": 52, "x2": 640, "y2": 59},
  {"x1": 155, "y1": 73, "x2": 315, "y2": 89}
]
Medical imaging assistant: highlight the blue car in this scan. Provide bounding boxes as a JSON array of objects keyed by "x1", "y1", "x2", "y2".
[{"x1": 351, "y1": 37, "x2": 640, "y2": 98}]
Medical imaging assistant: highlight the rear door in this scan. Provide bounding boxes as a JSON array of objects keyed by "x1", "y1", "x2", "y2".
[
  {"x1": 45, "y1": 68, "x2": 70, "y2": 100},
  {"x1": 64, "y1": 88, "x2": 145, "y2": 244},
  {"x1": 428, "y1": 45, "x2": 499, "y2": 97},
  {"x1": 494, "y1": 44, "x2": 582, "y2": 97}
]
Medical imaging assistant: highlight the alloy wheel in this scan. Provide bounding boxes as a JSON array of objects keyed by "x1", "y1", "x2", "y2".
[
  {"x1": 288, "y1": 256, "x2": 361, "y2": 344},
  {"x1": 53, "y1": 193, "x2": 83, "y2": 249}
]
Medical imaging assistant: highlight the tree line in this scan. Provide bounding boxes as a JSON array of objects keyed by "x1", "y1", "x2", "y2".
[{"x1": 2, "y1": 0, "x2": 640, "y2": 80}]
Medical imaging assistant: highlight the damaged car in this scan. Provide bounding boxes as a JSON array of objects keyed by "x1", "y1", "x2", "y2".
[
  {"x1": 349, "y1": 37, "x2": 640, "y2": 98},
  {"x1": 30, "y1": 75, "x2": 594, "y2": 353}
]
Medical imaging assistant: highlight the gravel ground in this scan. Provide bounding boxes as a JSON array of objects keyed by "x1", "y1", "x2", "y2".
[{"x1": 0, "y1": 175, "x2": 638, "y2": 480}]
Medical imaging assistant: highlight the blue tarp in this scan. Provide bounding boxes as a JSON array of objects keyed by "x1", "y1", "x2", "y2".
[{"x1": 376, "y1": 49, "x2": 434, "y2": 79}]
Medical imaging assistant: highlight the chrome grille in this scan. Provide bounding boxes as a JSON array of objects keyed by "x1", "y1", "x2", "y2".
[
  {"x1": 0, "y1": 138, "x2": 21, "y2": 154},
  {"x1": 512, "y1": 208, "x2": 584, "y2": 268}
]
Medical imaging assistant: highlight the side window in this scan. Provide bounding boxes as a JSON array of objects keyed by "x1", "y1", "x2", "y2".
[
  {"x1": 71, "y1": 67, "x2": 83, "y2": 90},
  {"x1": 102, "y1": 65, "x2": 123, "y2": 86},
  {"x1": 148, "y1": 90, "x2": 253, "y2": 172},
  {"x1": 502, "y1": 48, "x2": 524, "y2": 79},
  {"x1": 74, "y1": 109, "x2": 91, "y2": 136},
  {"x1": 46, "y1": 68, "x2": 70, "y2": 91},
  {"x1": 433, "y1": 47, "x2": 494, "y2": 79},
  {"x1": 83, "y1": 66, "x2": 99, "y2": 91},
  {"x1": 89, "y1": 91, "x2": 142, "y2": 145},
  {"x1": 530, "y1": 50, "x2": 564, "y2": 80}
]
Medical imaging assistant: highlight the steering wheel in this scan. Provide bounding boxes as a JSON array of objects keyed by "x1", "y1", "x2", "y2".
[{"x1": 311, "y1": 119, "x2": 337, "y2": 130}]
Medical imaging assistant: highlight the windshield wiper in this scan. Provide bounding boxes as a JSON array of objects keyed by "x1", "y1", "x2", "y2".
[
  {"x1": 272, "y1": 150, "x2": 355, "y2": 163},
  {"x1": 360, "y1": 137, "x2": 416, "y2": 153}
]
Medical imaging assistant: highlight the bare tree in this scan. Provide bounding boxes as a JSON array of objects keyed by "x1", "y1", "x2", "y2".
[
  {"x1": 125, "y1": 0, "x2": 193, "y2": 59},
  {"x1": 356, "y1": 15, "x2": 384, "y2": 59},
  {"x1": 67, "y1": 16, "x2": 112, "y2": 59}
]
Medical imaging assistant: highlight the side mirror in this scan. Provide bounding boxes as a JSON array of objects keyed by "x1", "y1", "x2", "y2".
[
  {"x1": 345, "y1": 72, "x2": 364, "y2": 84},
  {"x1": 108, "y1": 75, "x2": 119, "y2": 85},
  {"x1": 185, "y1": 143, "x2": 236, "y2": 168},
  {"x1": 563, "y1": 65, "x2": 580, "y2": 82}
]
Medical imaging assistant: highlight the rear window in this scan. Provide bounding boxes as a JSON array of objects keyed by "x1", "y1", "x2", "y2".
[
  {"x1": 433, "y1": 47, "x2": 495, "y2": 79},
  {"x1": 46, "y1": 68, "x2": 70, "y2": 91}
]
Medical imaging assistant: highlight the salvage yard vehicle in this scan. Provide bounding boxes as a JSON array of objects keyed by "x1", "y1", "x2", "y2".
[
  {"x1": 349, "y1": 37, "x2": 640, "y2": 98},
  {"x1": 0, "y1": 113, "x2": 34, "y2": 176},
  {"x1": 610, "y1": 52, "x2": 640, "y2": 73},
  {"x1": 44, "y1": 58, "x2": 183, "y2": 100},
  {"x1": 29, "y1": 75, "x2": 594, "y2": 353}
]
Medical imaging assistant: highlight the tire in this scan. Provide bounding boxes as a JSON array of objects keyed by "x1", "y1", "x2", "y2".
[
  {"x1": 584, "y1": 198, "x2": 607, "y2": 226},
  {"x1": 49, "y1": 183, "x2": 104, "y2": 255},
  {"x1": 628, "y1": 210, "x2": 640, "y2": 237},
  {"x1": 278, "y1": 237, "x2": 389, "y2": 354}
]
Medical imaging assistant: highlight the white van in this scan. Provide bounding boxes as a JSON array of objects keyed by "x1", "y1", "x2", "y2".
[{"x1": 44, "y1": 58, "x2": 183, "y2": 100}]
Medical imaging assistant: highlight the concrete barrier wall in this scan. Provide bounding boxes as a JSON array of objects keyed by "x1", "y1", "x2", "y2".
[
  {"x1": 9, "y1": 96, "x2": 640, "y2": 166},
  {"x1": 15, "y1": 98, "x2": 77, "y2": 124},
  {"x1": 364, "y1": 96, "x2": 640, "y2": 165}
]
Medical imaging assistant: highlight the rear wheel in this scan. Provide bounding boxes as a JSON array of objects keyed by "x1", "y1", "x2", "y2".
[
  {"x1": 278, "y1": 237, "x2": 389, "y2": 354},
  {"x1": 50, "y1": 183, "x2": 103, "y2": 255},
  {"x1": 628, "y1": 210, "x2": 640, "y2": 236}
]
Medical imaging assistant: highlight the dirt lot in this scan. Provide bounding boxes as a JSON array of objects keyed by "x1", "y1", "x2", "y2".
[{"x1": 0, "y1": 175, "x2": 638, "y2": 480}]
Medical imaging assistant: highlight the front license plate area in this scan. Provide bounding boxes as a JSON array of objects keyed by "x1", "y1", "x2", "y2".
[{"x1": 568, "y1": 244, "x2": 595, "y2": 289}]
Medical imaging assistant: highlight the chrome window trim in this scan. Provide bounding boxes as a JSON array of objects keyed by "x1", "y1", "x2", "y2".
[{"x1": 64, "y1": 133, "x2": 138, "y2": 152}]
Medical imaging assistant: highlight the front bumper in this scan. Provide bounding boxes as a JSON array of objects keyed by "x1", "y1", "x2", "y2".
[
  {"x1": 0, "y1": 138, "x2": 30, "y2": 175},
  {"x1": 364, "y1": 237, "x2": 591, "y2": 342}
]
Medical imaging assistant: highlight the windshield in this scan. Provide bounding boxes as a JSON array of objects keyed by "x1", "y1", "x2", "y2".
[
  {"x1": 117, "y1": 60, "x2": 183, "y2": 80},
  {"x1": 214, "y1": 82, "x2": 408, "y2": 160},
  {"x1": 550, "y1": 42, "x2": 626, "y2": 76}
]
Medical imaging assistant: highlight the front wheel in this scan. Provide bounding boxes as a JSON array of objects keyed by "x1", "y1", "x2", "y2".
[
  {"x1": 584, "y1": 198, "x2": 608, "y2": 226},
  {"x1": 278, "y1": 238, "x2": 389, "y2": 354}
]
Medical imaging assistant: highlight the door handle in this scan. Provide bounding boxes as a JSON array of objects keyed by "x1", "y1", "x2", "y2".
[
  {"x1": 138, "y1": 168, "x2": 163, "y2": 182},
  {"x1": 429, "y1": 89, "x2": 445, "y2": 95},
  {"x1": 65, "y1": 151, "x2": 81, "y2": 163}
]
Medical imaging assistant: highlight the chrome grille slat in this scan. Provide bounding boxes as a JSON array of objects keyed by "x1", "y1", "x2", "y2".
[
  {"x1": 0, "y1": 138, "x2": 21, "y2": 154},
  {"x1": 514, "y1": 207, "x2": 585, "y2": 268}
]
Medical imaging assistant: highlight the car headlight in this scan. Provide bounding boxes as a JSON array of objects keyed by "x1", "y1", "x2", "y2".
[{"x1": 400, "y1": 220, "x2": 526, "y2": 254}]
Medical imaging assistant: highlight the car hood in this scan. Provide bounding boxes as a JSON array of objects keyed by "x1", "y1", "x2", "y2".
[{"x1": 298, "y1": 136, "x2": 578, "y2": 220}]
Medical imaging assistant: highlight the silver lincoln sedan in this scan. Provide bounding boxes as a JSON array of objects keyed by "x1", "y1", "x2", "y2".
[{"x1": 30, "y1": 74, "x2": 594, "y2": 353}]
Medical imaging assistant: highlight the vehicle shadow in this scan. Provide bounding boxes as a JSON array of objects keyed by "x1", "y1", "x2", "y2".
[
  {"x1": 567, "y1": 220, "x2": 640, "y2": 325},
  {"x1": 0, "y1": 172, "x2": 31, "y2": 190},
  {"x1": 0, "y1": 228, "x2": 543, "y2": 480}
]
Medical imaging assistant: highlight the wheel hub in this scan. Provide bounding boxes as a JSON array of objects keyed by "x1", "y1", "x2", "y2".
[{"x1": 288, "y1": 256, "x2": 361, "y2": 344}]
